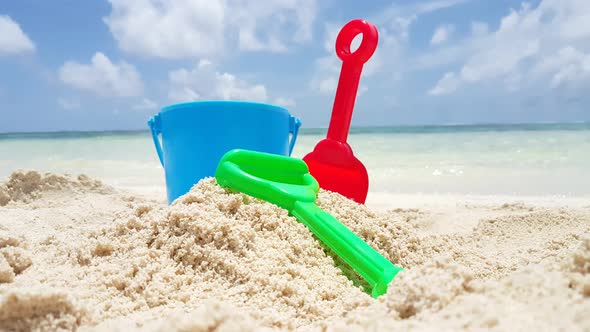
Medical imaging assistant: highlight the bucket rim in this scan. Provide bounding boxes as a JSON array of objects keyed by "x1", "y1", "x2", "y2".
[{"x1": 159, "y1": 100, "x2": 290, "y2": 115}]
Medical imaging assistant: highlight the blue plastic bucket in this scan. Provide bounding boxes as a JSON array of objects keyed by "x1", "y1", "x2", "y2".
[{"x1": 148, "y1": 100, "x2": 301, "y2": 204}]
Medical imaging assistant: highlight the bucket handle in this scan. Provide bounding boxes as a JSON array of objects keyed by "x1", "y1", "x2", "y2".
[
  {"x1": 148, "y1": 114, "x2": 165, "y2": 167},
  {"x1": 149, "y1": 113, "x2": 299, "y2": 165},
  {"x1": 288, "y1": 115, "x2": 302, "y2": 156}
]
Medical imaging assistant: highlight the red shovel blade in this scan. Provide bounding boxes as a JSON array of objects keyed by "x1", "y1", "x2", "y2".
[
  {"x1": 303, "y1": 19, "x2": 378, "y2": 204},
  {"x1": 303, "y1": 138, "x2": 368, "y2": 203}
]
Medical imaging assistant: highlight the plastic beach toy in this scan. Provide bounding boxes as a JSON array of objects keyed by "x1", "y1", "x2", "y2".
[
  {"x1": 148, "y1": 100, "x2": 301, "y2": 204},
  {"x1": 215, "y1": 149, "x2": 403, "y2": 298},
  {"x1": 303, "y1": 19, "x2": 378, "y2": 204}
]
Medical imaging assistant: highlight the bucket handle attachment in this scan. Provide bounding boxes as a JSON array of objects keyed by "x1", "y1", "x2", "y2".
[
  {"x1": 148, "y1": 114, "x2": 165, "y2": 167},
  {"x1": 289, "y1": 115, "x2": 302, "y2": 156}
]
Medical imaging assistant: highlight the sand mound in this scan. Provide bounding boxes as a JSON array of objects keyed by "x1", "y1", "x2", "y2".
[
  {"x1": 568, "y1": 237, "x2": 590, "y2": 297},
  {"x1": 0, "y1": 174, "x2": 589, "y2": 331},
  {"x1": 67, "y1": 179, "x2": 379, "y2": 329},
  {"x1": 0, "y1": 232, "x2": 31, "y2": 283},
  {"x1": 0, "y1": 287, "x2": 84, "y2": 331},
  {"x1": 0, "y1": 170, "x2": 110, "y2": 206}
]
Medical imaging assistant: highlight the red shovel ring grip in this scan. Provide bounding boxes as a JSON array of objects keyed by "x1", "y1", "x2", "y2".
[{"x1": 335, "y1": 19, "x2": 378, "y2": 64}]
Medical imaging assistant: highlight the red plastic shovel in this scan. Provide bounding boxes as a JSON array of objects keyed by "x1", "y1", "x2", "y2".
[{"x1": 303, "y1": 19, "x2": 378, "y2": 204}]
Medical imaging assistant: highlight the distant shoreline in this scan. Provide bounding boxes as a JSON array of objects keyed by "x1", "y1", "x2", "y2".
[{"x1": 1, "y1": 121, "x2": 589, "y2": 138}]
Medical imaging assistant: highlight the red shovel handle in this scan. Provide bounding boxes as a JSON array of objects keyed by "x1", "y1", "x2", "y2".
[{"x1": 327, "y1": 19, "x2": 378, "y2": 143}]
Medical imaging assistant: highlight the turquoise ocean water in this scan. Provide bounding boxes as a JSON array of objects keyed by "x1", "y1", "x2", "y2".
[{"x1": 1, "y1": 123, "x2": 589, "y2": 198}]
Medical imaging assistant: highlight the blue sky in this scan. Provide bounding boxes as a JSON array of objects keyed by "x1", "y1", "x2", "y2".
[{"x1": 1, "y1": 0, "x2": 589, "y2": 132}]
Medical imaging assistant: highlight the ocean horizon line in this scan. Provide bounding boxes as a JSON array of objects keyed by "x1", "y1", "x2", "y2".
[{"x1": 1, "y1": 121, "x2": 589, "y2": 138}]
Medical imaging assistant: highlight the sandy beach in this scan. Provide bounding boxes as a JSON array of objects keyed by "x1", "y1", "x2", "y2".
[
  {"x1": 0, "y1": 170, "x2": 588, "y2": 331},
  {"x1": 3, "y1": 0, "x2": 590, "y2": 330}
]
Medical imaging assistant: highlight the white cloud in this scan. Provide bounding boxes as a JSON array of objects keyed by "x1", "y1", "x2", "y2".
[
  {"x1": 104, "y1": 0, "x2": 224, "y2": 59},
  {"x1": 322, "y1": 22, "x2": 342, "y2": 52},
  {"x1": 238, "y1": 30, "x2": 287, "y2": 53},
  {"x1": 274, "y1": 97, "x2": 296, "y2": 108},
  {"x1": 428, "y1": 0, "x2": 590, "y2": 96},
  {"x1": 168, "y1": 59, "x2": 267, "y2": 102},
  {"x1": 430, "y1": 24, "x2": 454, "y2": 45},
  {"x1": 0, "y1": 15, "x2": 35, "y2": 55},
  {"x1": 103, "y1": 0, "x2": 317, "y2": 58},
  {"x1": 133, "y1": 98, "x2": 158, "y2": 110},
  {"x1": 412, "y1": 0, "x2": 470, "y2": 13},
  {"x1": 428, "y1": 72, "x2": 460, "y2": 95},
  {"x1": 309, "y1": 52, "x2": 340, "y2": 95},
  {"x1": 58, "y1": 52, "x2": 143, "y2": 97},
  {"x1": 57, "y1": 98, "x2": 80, "y2": 110},
  {"x1": 376, "y1": 0, "x2": 468, "y2": 24},
  {"x1": 412, "y1": 42, "x2": 468, "y2": 70},
  {"x1": 232, "y1": 0, "x2": 316, "y2": 53},
  {"x1": 534, "y1": 46, "x2": 590, "y2": 88},
  {"x1": 317, "y1": 77, "x2": 338, "y2": 95},
  {"x1": 374, "y1": 0, "x2": 469, "y2": 38},
  {"x1": 310, "y1": 0, "x2": 469, "y2": 95}
]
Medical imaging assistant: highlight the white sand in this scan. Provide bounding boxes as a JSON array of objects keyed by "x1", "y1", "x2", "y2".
[{"x1": 0, "y1": 170, "x2": 588, "y2": 331}]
